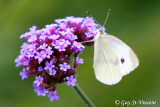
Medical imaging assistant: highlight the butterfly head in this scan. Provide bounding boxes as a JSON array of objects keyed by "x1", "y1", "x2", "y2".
[
  {"x1": 97, "y1": 26, "x2": 107, "y2": 36},
  {"x1": 99, "y1": 27, "x2": 105, "y2": 34}
]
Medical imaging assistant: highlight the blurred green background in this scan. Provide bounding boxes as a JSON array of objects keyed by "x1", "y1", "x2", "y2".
[{"x1": 0, "y1": 0, "x2": 160, "y2": 107}]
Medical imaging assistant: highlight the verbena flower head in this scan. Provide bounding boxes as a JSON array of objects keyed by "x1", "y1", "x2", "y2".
[{"x1": 15, "y1": 16, "x2": 104, "y2": 101}]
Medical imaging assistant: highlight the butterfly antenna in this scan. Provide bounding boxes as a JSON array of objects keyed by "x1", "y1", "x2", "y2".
[
  {"x1": 103, "y1": 9, "x2": 111, "y2": 27},
  {"x1": 86, "y1": 11, "x2": 100, "y2": 24}
]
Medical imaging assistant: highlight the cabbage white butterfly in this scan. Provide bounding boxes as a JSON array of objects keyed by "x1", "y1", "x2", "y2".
[
  {"x1": 92, "y1": 10, "x2": 139, "y2": 85},
  {"x1": 93, "y1": 28, "x2": 139, "y2": 85}
]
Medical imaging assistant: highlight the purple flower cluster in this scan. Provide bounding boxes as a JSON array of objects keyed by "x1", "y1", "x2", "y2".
[{"x1": 15, "y1": 16, "x2": 100, "y2": 101}]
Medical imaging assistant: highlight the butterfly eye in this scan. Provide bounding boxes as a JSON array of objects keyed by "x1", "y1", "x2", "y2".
[{"x1": 121, "y1": 58, "x2": 125, "y2": 64}]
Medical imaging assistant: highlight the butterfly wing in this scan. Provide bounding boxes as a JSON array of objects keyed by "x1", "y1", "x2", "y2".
[
  {"x1": 107, "y1": 34, "x2": 139, "y2": 76},
  {"x1": 93, "y1": 34, "x2": 122, "y2": 85}
]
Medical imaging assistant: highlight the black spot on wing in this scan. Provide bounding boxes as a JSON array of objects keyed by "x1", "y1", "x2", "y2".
[{"x1": 121, "y1": 58, "x2": 125, "y2": 64}]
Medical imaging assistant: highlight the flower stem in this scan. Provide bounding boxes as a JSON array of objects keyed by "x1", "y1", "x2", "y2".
[
  {"x1": 73, "y1": 56, "x2": 95, "y2": 107},
  {"x1": 73, "y1": 83, "x2": 95, "y2": 107}
]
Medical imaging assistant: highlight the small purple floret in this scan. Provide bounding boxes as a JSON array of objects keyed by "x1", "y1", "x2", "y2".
[
  {"x1": 35, "y1": 51, "x2": 46, "y2": 63},
  {"x1": 49, "y1": 69, "x2": 56, "y2": 76},
  {"x1": 66, "y1": 75, "x2": 77, "y2": 87},
  {"x1": 19, "y1": 68, "x2": 28, "y2": 80},
  {"x1": 47, "y1": 91, "x2": 59, "y2": 102},
  {"x1": 38, "y1": 66, "x2": 43, "y2": 72},
  {"x1": 59, "y1": 62, "x2": 71, "y2": 71},
  {"x1": 34, "y1": 86, "x2": 48, "y2": 96},
  {"x1": 44, "y1": 60, "x2": 55, "y2": 71},
  {"x1": 39, "y1": 43, "x2": 48, "y2": 49},
  {"x1": 76, "y1": 57, "x2": 84, "y2": 64},
  {"x1": 45, "y1": 46, "x2": 53, "y2": 59},
  {"x1": 34, "y1": 76, "x2": 43, "y2": 87}
]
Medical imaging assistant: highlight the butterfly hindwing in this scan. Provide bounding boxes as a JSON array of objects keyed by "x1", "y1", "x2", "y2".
[{"x1": 107, "y1": 34, "x2": 139, "y2": 76}]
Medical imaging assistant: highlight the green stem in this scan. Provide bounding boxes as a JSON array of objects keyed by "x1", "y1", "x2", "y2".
[
  {"x1": 73, "y1": 83, "x2": 95, "y2": 107},
  {"x1": 73, "y1": 56, "x2": 95, "y2": 107}
]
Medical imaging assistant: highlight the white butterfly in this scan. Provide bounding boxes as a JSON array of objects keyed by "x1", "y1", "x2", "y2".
[{"x1": 93, "y1": 28, "x2": 139, "y2": 85}]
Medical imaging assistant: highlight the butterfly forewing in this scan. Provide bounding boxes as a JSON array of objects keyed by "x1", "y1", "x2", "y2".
[{"x1": 93, "y1": 34, "x2": 122, "y2": 85}]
